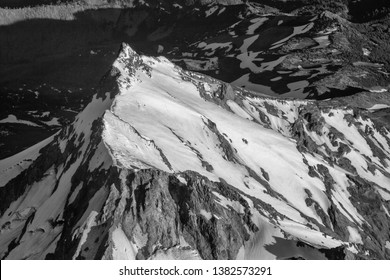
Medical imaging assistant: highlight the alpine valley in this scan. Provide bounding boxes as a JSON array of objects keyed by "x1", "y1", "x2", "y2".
[{"x1": 0, "y1": 0, "x2": 390, "y2": 260}]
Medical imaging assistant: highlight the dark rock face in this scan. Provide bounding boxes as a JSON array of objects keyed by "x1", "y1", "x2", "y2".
[
  {"x1": 346, "y1": 175, "x2": 390, "y2": 259},
  {"x1": 121, "y1": 170, "x2": 253, "y2": 260},
  {"x1": 45, "y1": 168, "x2": 259, "y2": 260}
]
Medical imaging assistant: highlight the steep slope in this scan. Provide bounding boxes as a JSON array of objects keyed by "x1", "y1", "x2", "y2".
[{"x1": 0, "y1": 44, "x2": 390, "y2": 260}]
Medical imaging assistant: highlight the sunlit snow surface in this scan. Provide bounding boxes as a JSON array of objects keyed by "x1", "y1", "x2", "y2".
[
  {"x1": 1, "y1": 45, "x2": 390, "y2": 260},
  {"x1": 103, "y1": 46, "x2": 390, "y2": 257}
]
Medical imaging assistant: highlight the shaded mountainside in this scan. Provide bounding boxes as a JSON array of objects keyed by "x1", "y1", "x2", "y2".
[{"x1": 1, "y1": 44, "x2": 390, "y2": 259}]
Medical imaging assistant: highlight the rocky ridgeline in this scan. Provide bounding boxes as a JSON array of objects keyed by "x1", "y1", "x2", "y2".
[{"x1": 0, "y1": 44, "x2": 389, "y2": 260}]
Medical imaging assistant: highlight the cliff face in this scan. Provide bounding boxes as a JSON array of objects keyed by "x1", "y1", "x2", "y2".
[{"x1": 0, "y1": 44, "x2": 390, "y2": 260}]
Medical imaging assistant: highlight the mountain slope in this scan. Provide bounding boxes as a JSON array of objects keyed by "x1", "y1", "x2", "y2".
[{"x1": 0, "y1": 44, "x2": 389, "y2": 259}]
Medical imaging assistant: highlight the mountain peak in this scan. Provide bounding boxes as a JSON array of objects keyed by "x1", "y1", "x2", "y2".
[
  {"x1": 118, "y1": 43, "x2": 140, "y2": 62},
  {"x1": 1, "y1": 46, "x2": 390, "y2": 260}
]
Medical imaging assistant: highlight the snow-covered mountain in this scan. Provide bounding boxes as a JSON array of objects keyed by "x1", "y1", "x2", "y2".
[{"x1": 1, "y1": 44, "x2": 390, "y2": 260}]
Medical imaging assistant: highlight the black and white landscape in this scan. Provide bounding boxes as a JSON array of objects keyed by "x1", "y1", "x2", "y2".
[{"x1": 0, "y1": 0, "x2": 390, "y2": 260}]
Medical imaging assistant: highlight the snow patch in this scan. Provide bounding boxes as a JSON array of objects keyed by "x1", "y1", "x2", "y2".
[
  {"x1": 72, "y1": 211, "x2": 99, "y2": 259},
  {"x1": 112, "y1": 226, "x2": 138, "y2": 260},
  {"x1": 347, "y1": 226, "x2": 363, "y2": 244},
  {"x1": 367, "y1": 104, "x2": 390, "y2": 111},
  {"x1": 199, "y1": 209, "x2": 213, "y2": 221},
  {"x1": 0, "y1": 114, "x2": 40, "y2": 127}
]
